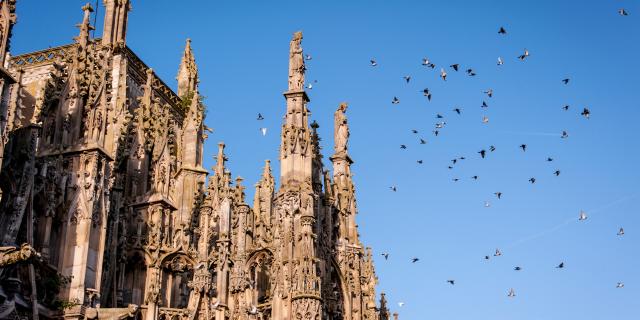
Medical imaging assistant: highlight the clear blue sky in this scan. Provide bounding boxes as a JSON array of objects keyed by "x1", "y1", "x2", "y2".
[{"x1": 11, "y1": 1, "x2": 639, "y2": 319}]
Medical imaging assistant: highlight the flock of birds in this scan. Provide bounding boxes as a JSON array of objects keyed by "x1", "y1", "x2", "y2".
[
  {"x1": 367, "y1": 13, "x2": 631, "y2": 307},
  {"x1": 249, "y1": 6, "x2": 632, "y2": 311}
]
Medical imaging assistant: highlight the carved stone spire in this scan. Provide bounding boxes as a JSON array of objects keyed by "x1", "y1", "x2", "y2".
[
  {"x1": 177, "y1": 38, "x2": 198, "y2": 97},
  {"x1": 0, "y1": 0, "x2": 17, "y2": 67},
  {"x1": 215, "y1": 142, "x2": 226, "y2": 178},
  {"x1": 75, "y1": 3, "x2": 94, "y2": 49},
  {"x1": 379, "y1": 292, "x2": 390, "y2": 320},
  {"x1": 279, "y1": 31, "x2": 313, "y2": 190},
  {"x1": 102, "y1": 0, "x2": 131, "y2": 46}
]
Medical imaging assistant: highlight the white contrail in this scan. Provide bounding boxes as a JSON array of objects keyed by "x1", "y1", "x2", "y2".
[{"x1": 504, "y1": 193, "x2": 639, "y2": 250}]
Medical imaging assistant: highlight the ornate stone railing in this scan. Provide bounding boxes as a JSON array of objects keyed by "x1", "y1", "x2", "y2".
[
  {"x1": 9, "y1": 43, "x2": 76, "y2": 68},
  {"x1": 158, "y1": 307, "x2": 190, "y2": 320}
]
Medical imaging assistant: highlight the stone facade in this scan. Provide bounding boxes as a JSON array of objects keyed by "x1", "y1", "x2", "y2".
[{"x1": 0, "y1": 1, "x2": 392, "y2": 320}]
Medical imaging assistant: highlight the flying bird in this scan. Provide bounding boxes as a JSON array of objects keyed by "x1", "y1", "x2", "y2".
[
  {"x1": 484, "y1": 89, "x2": 493, "y2": 98},
  {"x1": 260, "y1": 128, "x2": 267, "y2": 136},
  {"x1": 400, "y1": 144, "x2": 407, "y2": 149},
  {"x1": 257, "y1": 113, "x2": 264, "y2": 120},
  {"x1": 579, "y1": 210, "x2": 587, "y2": 221},
  {"x1": 305, "y1": 83, "x2": 313, "y2": 90},
  {"x1": 447, "y1": 280, "x2": 455, "y2": 285},
  {"x1": 508, "y1": 288, "x2": 516, "y2": 298},
  {"x1": 617, "y1": 227, "x2": 624, "y2": 236},
  {"x1": 561, "y1": 131, "x2": 569, "y2": 139},
  {"x1": 417, "y1": 160, "x2": 423, "y2": 164},
  {"x1": 514, "y1": 266, "x2": 522, "y2": 271},
  {"x1": 381, "y1": 253, "x2": 389, "y2": 260},
  {"x1": 563, "y1": 105, "x2": 570, "y2": 111},
  {"x1": 484, "y1": 201, "x2": 491, "y2": 208},
  {"x1": 518, "y1": 48, "x2": 530, "y2": 61},
  {"x1": 482, "y1": 115, "x2": 489, "y2": 124},
  {"x1": 411, "y1": 257, "x2": 420, "y2": 263},
  {"x1": 619, "y1": 9, "x2": 628, "y2": 16},
  {"x1": 529, "y1": 177, "x2": 536, "y2": 184},
  {"x1": 489, "y1": 145, "x2": 496, "y2": 152},
  {"x1": 616, "y1": 282, "x2": 625, "y2": 288},
  {"x1": 390, "y1": 186, "x2": 397, "y2": 192},
  {"x1": 398, "y1": 302, "x2": 405, "y2": 307},
  {"x1": 453, "y1": 108, "x2": 462, "y2": 114},
  {"x1": 562, "y1": 78, "x2": 570, "y2": 85},
  {"x1": 466, "y1": 68, "x2": 476, "y2": 76},
  {"x1": 481, "y1": 101, "x2": 488, "y2": 108},
  {"x1": 403, "y1": 75, "x2": 411, "y2": 83},
  {"x1": 440, "y1": 68, "x2": 447, "y2": 81},
  {"x1": 472, "y1": 175, "x2": 479, "y2": 180},
  {"x1": 554, "y1": 170, "x2": 561, "y2": 176},
  {"x1": 450, "y1": 64, "x2": 459, "y2": 71},
  {"x1": 436, "y1": 113, "x2": 444, "y2": 119},
  {"x1": 412, "y1": 129, "x2": 418, "y2": 134},
  {"x1": 452, "y1": 178, "x2": 460, "y2": 182},
  {"x1": 422, "y1": 57, "x2": 435, "y2": 68},
  {"x1": 392, "y1": 96, "x2": 400, "y2": 105},
  {"x1": 484, "y1": 255, "x2": 490, "y2": 260},
  {"x1": 305, "y1": 54, "x2": 312, "y2": 60},
  {"x1": 478, "y1": 149, "x2": 486, "y2": 158},
  {"x1": 494, "y1": 248, "x2": 502, "y2": 257},
  {"x1": 497, "y1": 56, "x2": 504, "y2": 65},
  {"x1": 370, "y1": 59, "x2": 378, "y2": 66},
  {"x1": 556, "y1": 262, "x2": 565, "y2": 269},
  {"x1": 498, "y1": 26, "x2": 507, "y2": 35},
  {"x1": 520, "y1": 144, "x2": 527, "y2": 151},
  {"x1": 547, "y1": 157, "x2": 554, "y2": 162},
  {"x1": 420, "y1": 138, "x2": 427, "y2": 144},
  {"x1": 581, "y1": 108, "x2": 591, "y2": 119},
  {"x1": 433, "y1": 130, "x2": 440, "y2": 136},
  {"x1": 495, "y1": 192, "x2": 502, "y2": 199},
  {"x1": 422, "y1": 88, "x2": 432, "y2": 101}
]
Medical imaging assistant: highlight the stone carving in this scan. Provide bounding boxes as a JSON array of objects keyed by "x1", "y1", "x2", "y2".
[
  {"x1": 334, "y1": 102, "x2": 349, "y2": 154},
  {"x1": 288, "y1": 31, "x2": 305, "y2": 91}
]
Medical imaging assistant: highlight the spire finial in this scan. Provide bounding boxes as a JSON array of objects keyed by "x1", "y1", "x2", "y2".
[
  {"x1": 101, "y1": 0, "x2": 131, "y2": 46},
  {"x1": 215, "y1": 142, "x2": 226, "y2": 176},
  {"x1": 177, "y1": 37, "x2": 199, "y2": 96}
]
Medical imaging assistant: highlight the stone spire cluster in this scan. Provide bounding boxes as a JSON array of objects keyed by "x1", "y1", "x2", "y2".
[{"x1": 0, "y1": 2, "x2": 393, "y2": 320}]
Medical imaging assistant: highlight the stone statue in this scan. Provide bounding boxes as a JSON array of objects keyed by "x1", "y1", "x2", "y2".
[
  {"x1": 288, "y1": 31, "x2": 305, "y2": 91},
  {"x1": 334, "y1": 102, "x2": 349, "y2": 154}
]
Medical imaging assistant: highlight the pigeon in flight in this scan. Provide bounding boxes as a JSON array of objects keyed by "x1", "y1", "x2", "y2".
[
  {"x1": 382, "y1": 253, "x2": 390, "y2": 260},
  {"x1": 563, "y1": 105, "x2": 570, "y2": 111},
  {"x1": 305, "y1": 83, "x2": 313, "y2": 89},
  {"x1": 472, "y1": 175, "x2": 479, "y2": 180},
  {"x1": 420, "y1": 138, "x2": 427, "y2": 144},
  {"x1": 305, "y1": 54, "x2": 312, "y2": 60},
  {"x1": 518, "y1": 49, "x2": 530, "y2": 61},
  {"x1": 452, "y1": 178, "x2": 460, "y2": 182},
  {"x1": 453, "y1": 108, "x2": 462, "y2": 114},
  {"x1": 447, "y1": 280, "x2": 455, "y2": 285},
  {"x1": 479, "y1": 149, "x2": 487, "y2": 158},
  {"x1": 436, "y1": 114, "x2": 444, "y2": 119},
  {"x1": 433, "y1": 130, "x2": 439, "y2": 136},
  {"x1": 450, "y1": 64, "x2": 459, "y2": 71},
  {"x1": 520, "y1": 144, "x2": 527, "y2": 152},
  {"x1": 617, "y1": 227, "x2": 625, "y2": 236},
  {"x1": 508, "y1": 288, "x2": 516, "y2": 298},
  {"x1": 562, "y1": 78, "x2": 570, "y2": 85},
  {"x1": 412, "y1": 257, "x2": 420, "y2": 263},
  {"x1": 440, "y1": 68, "x2": 448, "y2": 81},
  {"x1": 392, "y1": 97, "x2": 400, "y2": 105},
  {"x1": 417, "y1": 160, "x2": 423, "y2": 164},
  {"x1": 370, "y1": 59, "x2": 378, "y2": 66},
  {"x1": 249, "y1": 305, "x2": 258, "y2": 315},
  {"x1": 448, "y1": 166, "x2": 454, "y2": 170},
  {"x1": 481, "y1": 101, "x2": 488, "y2": 108},
  {"x1": 482, "y1": 115, "x2": 489, "y2": 124},
  {"x1": 398, "y1": 302, "x2": 405, "y2": 307},
  {"x1": 514, "y1": 266, "x2": 522, "y2": 271},
  {"x1": 556, "y1": 262, "x2": 565, "y2": 269},
  {"x1": 400, "y1": 144, "x2": 407, "y2": 149},
  {"x1": 422, "y1": 57, "x2": 435, "y2": 68},
  {"x1": 579, "y1": 210, "x2": 587, "y2": 221},
  {"x1": 489, "y1": 145, "x2": 496, "y2": 152},
  {"x1": 403, "y1": 75, "x2": 411, "y2": 83},
  {"x1": 494, "y1": 248, "x2": 502, "y2": 257},
  {"x1": 466, "y1": 68, "x2": 477, "y2": 76},
  {"x1": 451, "y1": 159, "x2": 458, "y2": 165},
  {"x1": 529, "y1": 177, "x2": 536, "y2": 184},
  {"x1": 616, "y1": 282, "x2": 625, "y2": 288},
  {"x1": 484, "y1": 255, "x2": 490, "y2": 260},
  {"x1": 581, "y1": 108, "x2": 590, "y2": 119},
  {"x1": 260, "y1": 128, "x2": 267, "y2": 136},
  {"x1": 484, "y1": 201, "x2": 491, "y2": 208},
  {"x1": 422, "y1": 88, "x2": 432, "y2": 101},
  {"x1": 561, "y1": 131, "x2": 569, "y2": 139},
  {"x1": 619, "y1": 9, "x2": 628, "y2": 16},
  {"x1": 495, "y1": 192, "x2": 502, "y2": 199},
  {"x1": 497, "y1": 56, "x2": 504, "y2": 66},
  {"x1": 554, "y1": 170, "x2": 561, "y2": 176},
  {"x1": 484, "y1": 89, "x2": 493, "y2": 98},
  {"x1": 390, "y1": 186, "x2": 397, "y2": 192},
  {"x1": 412, "y1": 129, "x2": 418, "y2": 134},
  {"x1": 498, "y1": 26, "x2": 507, "y2": 35},
  {"x1": 257, "y1": 113, "x2": 264, "y2": 120},
  {"x1": 547, "y1": 157, "x2": 554, "y2": 162}
]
